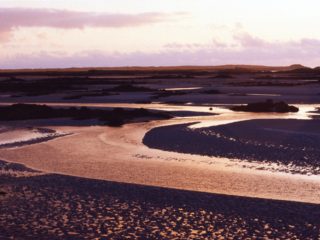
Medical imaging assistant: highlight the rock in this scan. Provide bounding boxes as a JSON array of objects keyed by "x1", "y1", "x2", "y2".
[{"x1": 231, "y1": 100, "x2": 299, "y2": 113}]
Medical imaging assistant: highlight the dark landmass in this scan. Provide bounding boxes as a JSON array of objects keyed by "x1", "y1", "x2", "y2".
[
  {"x1": 228, "y1": 80, "x2": 317, "y2": 87},
  {"x1": 212, "y1": 73, "x2": 234, "y2": 79},
  {"x1": 152, "y1": 90, "x2": 188, "y2": 100},
  {"x1": 0, "y1": 77, "x2": 152, "y2": 97},
  {"x1": 255, "y1": 74, "x2": 320, "y2": 80},
  {"x1": 231, "y1": 100, "x2": 299, "y2": 113},
  {"x1": 0, "y1": 160, "x2": 319, "y2": 239},
  {"x1": 143, "y1": 119, "x2": 320, "y2": 175},
  {"x1": 0, "y1": 64, "x2": 319, "y2": 105},
  {"x1": 1, "y1": 64, "x2": 318, "y2": 75},
  {"x1": 202, "y1": 89, "x2": 222, "y2": 94},
  {"x1": 62, "y1": 84, "x2": 155, "y2": 100},
  {"x1": 110, "y1": 84, "x2": 154, "y2": 92},
  {"x1": 62, "y1": 90, "x2": 117, "y2": 100},
  {"x1": 0, "y1": 77, "x2": 85, "y2": 96},
  {"x1": 0, "y1": 104, "x2": 172, "y2": 126}
]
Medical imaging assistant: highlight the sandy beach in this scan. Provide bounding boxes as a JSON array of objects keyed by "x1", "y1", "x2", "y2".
[{"x1": 1, "y1": 160, "x2": 319, "y2": 239}]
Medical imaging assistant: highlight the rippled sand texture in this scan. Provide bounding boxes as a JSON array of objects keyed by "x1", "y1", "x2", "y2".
[
  {"x1": 1, "y1": 165, "x2": 319, "y2": 239},
  {"x1": 144, "y1": 119, "x2": 320, "y2": 175}
]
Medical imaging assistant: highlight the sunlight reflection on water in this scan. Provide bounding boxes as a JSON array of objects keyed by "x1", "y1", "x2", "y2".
[{"x1": 189, "y1": 104, "x2": 320, "y2": 129}]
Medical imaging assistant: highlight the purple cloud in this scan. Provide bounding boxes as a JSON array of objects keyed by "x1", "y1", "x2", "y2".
[
  {"x1": 234, "y1": 33, "x2": 269, "y2": 48},
  {"x1": 0, "y1": 8, "x2": 182, "y2": 32},
  {"x1": 1, "y1": 32, "x2": 320, "y2": 68},
  {"x1": 160, "y1": 32, "x2": 320, "y2": 67}
]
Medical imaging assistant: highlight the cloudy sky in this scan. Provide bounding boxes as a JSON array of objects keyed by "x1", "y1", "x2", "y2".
[{"x1": 1, "y1": 0, "x2": 320, "y2": 68}]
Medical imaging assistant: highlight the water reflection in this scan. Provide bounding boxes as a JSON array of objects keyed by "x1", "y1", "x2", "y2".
[{"x1": 164, "y1": 87, "x2": 202, "y2": 91}]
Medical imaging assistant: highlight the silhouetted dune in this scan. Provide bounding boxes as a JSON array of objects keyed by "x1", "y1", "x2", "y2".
[{"x1": 0, "y1": 64, "x2": 313, "y2": 76}]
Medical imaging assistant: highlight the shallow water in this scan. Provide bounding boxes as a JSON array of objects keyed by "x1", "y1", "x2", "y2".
[
  {"x1": 0, "y1": 128, "x2": 45, "y2": 146},
  {"x1": 1, "y1": 102, "x2": 320, "y2": 203},
  {"x1": 164, "y1": 87, "x2": 202, "y2": 91}
]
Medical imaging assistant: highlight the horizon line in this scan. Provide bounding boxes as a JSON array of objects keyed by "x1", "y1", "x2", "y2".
[{"x1": 0, "y1": 63, "x2": 317, "y2": 72}]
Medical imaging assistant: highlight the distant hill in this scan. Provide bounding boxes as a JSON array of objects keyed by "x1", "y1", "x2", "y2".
[{"x1": 0, "y1": 64, "x2": 315, "y2": 75}]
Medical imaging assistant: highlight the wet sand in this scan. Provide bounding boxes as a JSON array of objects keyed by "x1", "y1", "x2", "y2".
[
  {"x1": 0, "y1": 119, "x2": 320, "y2": 204},
  {"x1": 1, "y1": 160, "x2": 319, "y2": 239},
  {"x1": 144, "y1": 119, "x2": 320, "y2": 175},
  {"x1": 0, "y1": 127, "x2": 69, "y2": 149}
]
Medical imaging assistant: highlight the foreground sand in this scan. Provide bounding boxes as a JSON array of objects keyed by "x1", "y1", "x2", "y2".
[{"x1": 1, "y1": 160, "x2": 319, "y2": 239}]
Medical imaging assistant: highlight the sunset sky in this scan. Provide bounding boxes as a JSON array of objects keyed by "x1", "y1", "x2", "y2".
[{"x1": 1, "y1": 0, "x2": 320, "y2": 68}]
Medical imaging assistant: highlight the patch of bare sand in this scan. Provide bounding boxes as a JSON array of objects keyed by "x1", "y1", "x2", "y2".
[
  {"x1": 0, "y1": 118, "x2": 319, "y2": 204},
  {"x1": 2, "y1": 172, "x2": 319, "y2": 239}
]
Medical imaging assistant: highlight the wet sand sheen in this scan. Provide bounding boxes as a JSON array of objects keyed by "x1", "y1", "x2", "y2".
[
  {"x1": 144, "y1": 119, "x2": 320, "y2": 175},
  {"x1": 0, "y1": 119, "x2": 320, "y2": 204}
]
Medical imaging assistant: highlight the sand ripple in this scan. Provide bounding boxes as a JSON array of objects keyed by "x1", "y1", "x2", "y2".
[
  {"x1": 1, "y1": 172, "x2": 319, "y2": 239},
  {"x1": 144, "y1": 119, "x2": 320, "y2": 175}
]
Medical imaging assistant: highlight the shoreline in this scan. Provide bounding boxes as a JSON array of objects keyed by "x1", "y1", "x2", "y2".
[{"x1": 0, "y1": 130, "x2": 71, "y2": 149}]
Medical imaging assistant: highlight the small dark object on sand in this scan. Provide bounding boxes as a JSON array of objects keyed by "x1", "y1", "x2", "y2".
[
  {"x1": 0, "y1": 191, "x2": 7, "y2": 196},
  {"x1": 203, "y1": 89, "x2": 221, "y2": 94},
  {"x1": 231, "y1": 99, "x2": 299, "y2": 113}
]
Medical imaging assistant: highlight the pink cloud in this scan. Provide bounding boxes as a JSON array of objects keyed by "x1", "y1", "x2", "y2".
[
  {"x1": 0, "y1": 8, "x2": 183, "y2": 33},
  {"x1": 0, "y1": 31, "x2": 11, "y2": 42},
  {"x1": 234, "y1": 33, "x2": 269, "y2": 48}
]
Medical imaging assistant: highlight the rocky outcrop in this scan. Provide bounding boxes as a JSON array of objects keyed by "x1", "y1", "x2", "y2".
[{"x1": 231, "y1": 100, "x2": 299, "y2": 113}]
